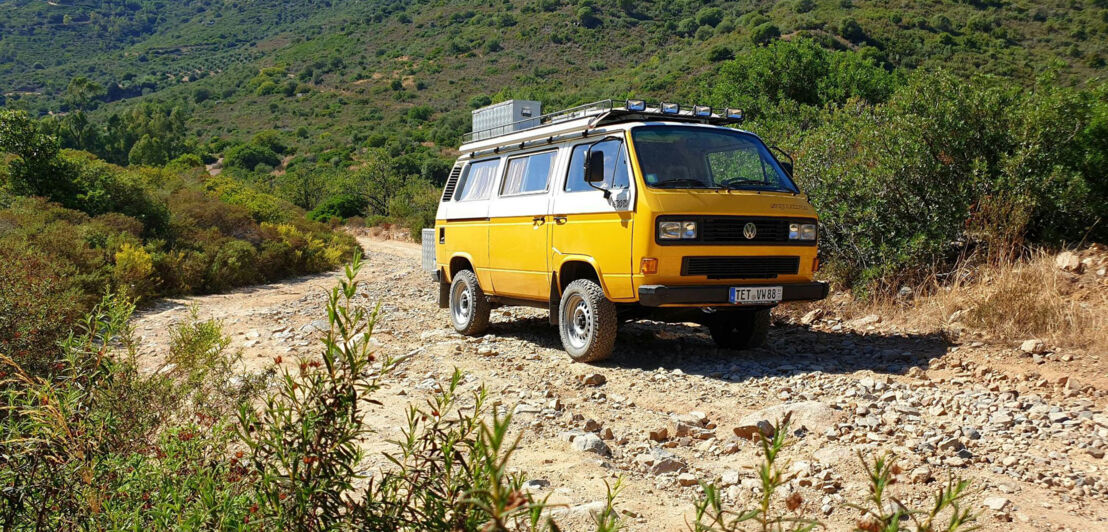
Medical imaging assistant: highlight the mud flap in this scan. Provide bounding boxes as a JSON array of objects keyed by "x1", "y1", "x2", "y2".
[
  {"x1": 438, "y1": 280, "x2": 450, "y2": 309},
  {"x1": 548, "y1": 275, "x2": 560, "y2": 326}
]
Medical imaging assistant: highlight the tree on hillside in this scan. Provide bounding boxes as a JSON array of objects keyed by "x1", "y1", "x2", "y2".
[
  {"x1": 350, "y1": 148, "x2": 410, "y2": 216},
  {"x1": 0, "y1": 110, "x2": 72, "y2": 198},
  {"x1": 65, "y1": 77, "x2": 105, "y2": 111}
]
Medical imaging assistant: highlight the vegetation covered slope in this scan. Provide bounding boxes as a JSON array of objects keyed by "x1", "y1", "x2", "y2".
[{"x1": 2, "y1": 0, "x2": 1107, "y2": 293}]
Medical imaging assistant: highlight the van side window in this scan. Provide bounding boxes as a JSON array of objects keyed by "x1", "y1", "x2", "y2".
[
  {"x1": 500, "y1": 150, "x2": 556, "y2": 196},
  {"x1": 454, "y1": 159, "x2": 500, "y2": 201},
  {"x1": 565, "y1": 140, "x2": 629, "y2": 192}
]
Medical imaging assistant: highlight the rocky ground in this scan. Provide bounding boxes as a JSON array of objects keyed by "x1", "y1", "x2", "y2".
[{"x1": 132, "y1": 237, "x2": 1107, "y2": 531}]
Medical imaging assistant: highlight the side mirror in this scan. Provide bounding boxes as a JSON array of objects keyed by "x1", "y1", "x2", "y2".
[
  {"x1": 770, "y1": 145, "x2": 795, "y2": 177},
  {"x1": 586, "y1": 150, "x2": 606, "y2": 183}
]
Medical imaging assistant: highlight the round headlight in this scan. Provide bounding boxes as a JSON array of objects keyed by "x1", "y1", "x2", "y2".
[{"x1": 682, "y1": 221, "x2": 698, "y2": 239}]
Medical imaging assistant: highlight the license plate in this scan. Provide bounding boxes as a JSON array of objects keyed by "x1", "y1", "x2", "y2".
[{"x1": 729, "y1": 286, "x2": 782, "y2": 305}]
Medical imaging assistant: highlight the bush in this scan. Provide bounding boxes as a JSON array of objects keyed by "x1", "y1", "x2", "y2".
[
  {"x1": 708, "y1": 45, "x2": 734, "y2": 62},
  {"x1": 308, "y1": 193, "x2": 367, "y2": 221},
  {"x1": 206, "y1": 240, "x2": 261, "y2": 292},
  {"x1": 113, "y1": 242, "x2": 155, "y2": 300},
  {"x1": 0, "y1": 295, "x2": 259, "y2": 528},
  {"x1": 795, "y1": 72, "x2": 1106, "y2": 291},
  {"x1": 750, "y1": 22, "x2": 781, "y2": 45},
  {"x1": 223, "y1": 143, "x2": 280, "y2": 172},
  {"x1": 696, "y1": 7, "x2": 725, "y2": 27},
  {"x1": 0, "y1": 244, "x2": 84, "y2": 375}
]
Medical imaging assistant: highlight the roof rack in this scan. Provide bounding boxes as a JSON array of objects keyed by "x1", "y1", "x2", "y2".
[{"x1": 461, "y1": 99, "x2": 744, "y2": 144}]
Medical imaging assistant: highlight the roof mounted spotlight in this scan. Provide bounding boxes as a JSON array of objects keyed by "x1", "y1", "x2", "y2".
[
  {"x1": 661, "y1": 102, "x2": 680, "y2": 115},
  {"x1": 724, "y1": 108, "x2": 745, "y2": 123},
  {"x1": 625, "y1": 99, "x2": 646, "y2": 112},
  {"x1": 693, "y1": 105, "x2": 712, "y2": 117}
]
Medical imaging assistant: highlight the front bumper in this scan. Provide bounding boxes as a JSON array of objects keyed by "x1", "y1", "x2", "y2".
[{"x1": 637, "y1": 282, "x2": 829, "y2": 307}]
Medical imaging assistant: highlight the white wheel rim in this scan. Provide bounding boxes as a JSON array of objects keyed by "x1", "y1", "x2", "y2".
[
  {"x1": 452, "y1": 280, "x2": 472, "y2": 325},
  {"x1": 562, "y1": 293, "x2": 591, "y2": 350}
]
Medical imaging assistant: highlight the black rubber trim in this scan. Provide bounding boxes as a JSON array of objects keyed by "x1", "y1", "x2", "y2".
[{"x1": 637, "y1": 282, "x2": 829, "y2": 307}]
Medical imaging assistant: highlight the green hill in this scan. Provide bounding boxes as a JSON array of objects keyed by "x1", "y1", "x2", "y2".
[
  {"x1": 3, "y1": 0, "x2": 1106, "y2": 140},
  {"x1": 2, "y1": 0, "x2": 1107, "y2": 292}
]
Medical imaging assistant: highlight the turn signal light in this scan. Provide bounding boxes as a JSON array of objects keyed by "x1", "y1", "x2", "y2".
[
  {"x1": 640, "y1": 257, "x2": 658, "y2": 275},
  {"x1": 812, "y1": 257, "x2": 820, "y2": 272}
]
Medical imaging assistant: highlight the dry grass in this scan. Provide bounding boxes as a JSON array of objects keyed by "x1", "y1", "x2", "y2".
[{"x1": 814, "y1": 248, "x2": 1108, "y2": 352}]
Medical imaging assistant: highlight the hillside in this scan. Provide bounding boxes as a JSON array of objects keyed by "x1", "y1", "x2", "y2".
[{"x1": 3, "y1": 0, "x2": 1107, "y2": 141}]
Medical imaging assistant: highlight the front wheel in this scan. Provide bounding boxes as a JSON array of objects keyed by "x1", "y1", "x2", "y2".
[
  {"x1": 707, "y1": 308, "x2": 771, "y2": 350},
  {"x1": 558, "y1": 279, "x2": 617, "y2": 362},
  {"x1": 449, "y1": 270, "x2": 490, "y2": 336}
]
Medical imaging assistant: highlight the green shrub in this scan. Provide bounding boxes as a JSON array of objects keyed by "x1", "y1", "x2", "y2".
[
  {"x1": 206, "y1": 239, "x2": 261, "y2": 292},
  {"x1": 696, "y1": 7, "x2": 725, "y2": 27},
  {"x1": 223, "y1": 143, "x2": 280, "y2": 172},
  {"x1": 308, "y1": 193, "x2": 367, "y2": 221},
  {"x1": 0, "y1": 295, "x2": 259, "y2": 529},
  {"x1": 166, "y1": 152, "x2": 204, "y2": 171},
  {"x1": 750, "y1": 22, "x2": 781, "y2": 45},
  {"x1": 708, "y1": 45, "x2": 734, "y2": 62},
  {"x1": 795, "y1": 72, "x2": 1106, "y2": 290}
]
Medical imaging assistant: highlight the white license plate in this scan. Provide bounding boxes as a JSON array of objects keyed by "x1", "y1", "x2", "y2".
[{"x1": 729, "y1": 286, "x2": 782, "y2": 304}]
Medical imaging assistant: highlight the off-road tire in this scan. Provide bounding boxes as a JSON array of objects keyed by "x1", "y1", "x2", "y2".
[
  {"x1": 558, "y1": 279, "x2": 617, "y2": 362},
  {"x1": 449, "y1": 270, "x2": 490, "y2": 336},
  {"x1": 708, "y1": 308, "x2": 771, "y2": 350}
]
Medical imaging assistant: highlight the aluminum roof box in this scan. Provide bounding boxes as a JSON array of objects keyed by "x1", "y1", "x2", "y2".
[{"x1": 470, "y1": 100, "x2": 542, "y2": 142}]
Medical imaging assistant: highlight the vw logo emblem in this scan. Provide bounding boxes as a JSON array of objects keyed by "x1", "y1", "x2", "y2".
[{"x1": 743, "y1": 222, "x2": 757, "y2": 240}]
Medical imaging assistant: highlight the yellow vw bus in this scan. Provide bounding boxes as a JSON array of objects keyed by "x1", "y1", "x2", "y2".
[{"x1": 422, "y1": 99, "x2": 827, "y2": 362}]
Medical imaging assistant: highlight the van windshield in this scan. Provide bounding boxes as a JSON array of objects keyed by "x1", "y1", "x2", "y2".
[{"x1": 631, "y1": 126, "x2": 798, "y2": 193}]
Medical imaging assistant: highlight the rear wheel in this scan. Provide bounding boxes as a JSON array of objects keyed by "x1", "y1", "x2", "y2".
[
  {"x1": 449, "y1": 270, "x2": 490, "y2": 336},
  {"x1": 558, "y1": 279, "x2": 617, "y2": 362},
  {"x1": 707, "y1": 308, "x2": 771, "y2": 350}
]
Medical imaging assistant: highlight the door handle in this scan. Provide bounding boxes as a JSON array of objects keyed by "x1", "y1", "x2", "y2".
[
  {"x1": 532, "y1": 215, "x2": 545, "y2": 226},
  {"x1": 553, "y1": 216, "x2": 567, "y2": 224}
]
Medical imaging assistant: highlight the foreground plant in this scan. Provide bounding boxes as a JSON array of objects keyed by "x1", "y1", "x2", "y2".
[
  {"x1": 0, "y1": 294, "x2": 256, "y2": 529},
  {"x1": 236, "y1": 251, "x2": 393, "y2": 528},
  {"x1": 692, "y1": 413, "x2": 818, "y2": 532},
  {"x1": 236, "y1": 252, "x2": 618, "y2": 530},
  {"x1": 691, "y1": 415, "x2": 977, "y2": 532},
  {"x1": 851, "y1": 453, "x2": 976, "y2": 532}
]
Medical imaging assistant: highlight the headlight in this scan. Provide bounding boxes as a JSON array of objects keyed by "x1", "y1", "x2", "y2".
[
  {"x1": 789, "y1": 223, "x2": 817, "y2": 241},
  {"x1": 659, "y1": 220, "x2": 698, "y2": 240},
  {"x1": 682, "y1": 221, "x2": 697, "y2": 239},
  {"x1": 659, "y1": 221, "x2": 682, "y2": 239}
]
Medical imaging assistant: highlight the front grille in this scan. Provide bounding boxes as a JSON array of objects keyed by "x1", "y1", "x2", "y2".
[
  {"x1": 682, "y1": 256, "x2": 800, "y2": 279},
  {"x1": 656, "y1": 216, "x2": 817, "y2": 246},
  {"x1": 701, "y1": 217, "x2": 791, "y2": 243}
]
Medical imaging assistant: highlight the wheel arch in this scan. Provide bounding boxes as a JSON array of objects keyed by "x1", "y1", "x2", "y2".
[
  {"x1": 553, "y1": 256, "x2": 611, "y2": 298},
  {"x1": 448, "y1": 253, "x2": 476, "y2": 282}
]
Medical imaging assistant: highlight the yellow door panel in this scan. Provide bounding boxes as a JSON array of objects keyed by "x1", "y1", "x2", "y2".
[
  {"x1": 488, "y1": 215, "x2": 550, "y2": 300},
  {"x1": 552, "y1": 212, "x2": 635, "y2": 300}
]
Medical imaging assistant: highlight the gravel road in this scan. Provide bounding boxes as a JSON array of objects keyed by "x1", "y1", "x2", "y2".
[{"x1": 132, "y1": 237, "x2": 1108, "y2": 531}]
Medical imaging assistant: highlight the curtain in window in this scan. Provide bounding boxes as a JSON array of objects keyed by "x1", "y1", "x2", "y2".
[
  {"x1": 501, "y1": 158, "x2": 528, "y2": 196},
  {"x1": 457, "y1": 160, "x2": 498, "y2": 201}
]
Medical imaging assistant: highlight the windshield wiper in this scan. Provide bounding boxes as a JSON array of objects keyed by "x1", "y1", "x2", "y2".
[
  {"x1": 653, "y1": 178, "x2": 711, "y2": 189},
  {"x1": 716, "y1": 179, "x2": 778, "y2": 191}
]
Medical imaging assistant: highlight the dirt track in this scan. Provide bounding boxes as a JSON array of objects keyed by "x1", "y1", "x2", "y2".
[{"x1": 132, "y1": 237, "x2": 1108, "y2": 531}]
